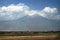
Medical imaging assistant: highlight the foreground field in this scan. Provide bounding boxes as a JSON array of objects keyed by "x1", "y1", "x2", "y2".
[
  {"x1": 0, "y1": 31, "x2": 60, "y2": 40},
  {"x1": 0, "y1": 35, "x2": 60, "y2": 40}
]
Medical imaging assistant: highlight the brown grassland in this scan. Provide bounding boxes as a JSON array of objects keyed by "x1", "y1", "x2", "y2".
[{"x1": 0, "y1": 31, "x2": 60, "y2": 40}]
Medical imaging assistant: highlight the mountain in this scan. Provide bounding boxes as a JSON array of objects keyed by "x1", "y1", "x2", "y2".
[{"x1": 0, "y1": 15, "x2": 60, "y2": 31}]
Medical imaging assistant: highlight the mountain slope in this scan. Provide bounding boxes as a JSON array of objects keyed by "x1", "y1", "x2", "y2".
[{"x1": 0, "y1": 15, "x2": 60, "y2": 31}]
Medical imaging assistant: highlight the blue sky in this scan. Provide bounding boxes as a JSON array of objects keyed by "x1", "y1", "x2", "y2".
[
  {"x1": 0, "y1": 0, "x2": 60, "y2": 10},
  {"x1": 0, "y1": 0, "x2": 60, "y2": 31}
]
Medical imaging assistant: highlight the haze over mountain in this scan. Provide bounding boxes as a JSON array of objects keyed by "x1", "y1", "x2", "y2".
[{"x1": 0, "y1": 15, "x2": 60, "y2": 31}]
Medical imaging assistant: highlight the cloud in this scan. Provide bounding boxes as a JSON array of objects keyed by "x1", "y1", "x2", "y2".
[
  {"x1": 43, "y1": 7, "x2": 57, "y2": 13},
  {"x1": 0, "y1": 3, "x2": 60, "y2": 20},
  {"x1": 0, "y1": 3, "x2": 29, "y2": 20},
  {"x1": 38, "y1": 7, "x2": 60, "y2": 20}
]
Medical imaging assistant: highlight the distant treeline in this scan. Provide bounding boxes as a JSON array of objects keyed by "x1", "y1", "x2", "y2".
[{"x1": 0, "y1": 31, "x2": 60, "y2": 36}]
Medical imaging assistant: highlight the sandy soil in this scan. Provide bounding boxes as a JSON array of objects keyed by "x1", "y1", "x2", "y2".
[{"x1": 0, "y1": 35, "x2": 60, "y2": 40}]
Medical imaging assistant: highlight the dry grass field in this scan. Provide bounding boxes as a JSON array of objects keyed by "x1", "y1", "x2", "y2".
[
  {"x1": 0, "y1": 34, "x2": 60, "y2": 40},
  {"x1": 0, "y1": 31, "x2": 60, "y2": 40}
]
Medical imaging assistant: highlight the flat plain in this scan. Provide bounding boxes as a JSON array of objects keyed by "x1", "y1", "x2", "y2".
[
  {"x1": 0, "y1": 35, "x2": 60, "y2": 40},
  {"x1": 0, "y1": 31, "x2": 60, "y2": 40}
]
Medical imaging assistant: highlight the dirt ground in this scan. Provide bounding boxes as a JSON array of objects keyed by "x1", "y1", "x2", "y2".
[{"x1": 0, "y1": 35, "x2": 60, "y2": 40}]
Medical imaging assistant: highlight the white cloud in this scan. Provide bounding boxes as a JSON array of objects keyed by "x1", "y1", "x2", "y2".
[
  {"x1": 27, "y1": 10, "x2": 37, "y2": 16},
  {"x1": 0, "y1": 3, "x2": 60, "y2": 20},
  {"x1": 0, "y1": 3, "x2": 29, "y2": 20},
  {"x1": 43, "y1": 7, "x2": 57, "y2": 13},
  {"x1": 38, "y1": 7, "x2": 60, "y2": 20}
]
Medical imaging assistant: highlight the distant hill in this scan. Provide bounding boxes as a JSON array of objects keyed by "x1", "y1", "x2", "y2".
[{"x1": 0, "y1": 15, "x2": 60, "y2": 31}]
